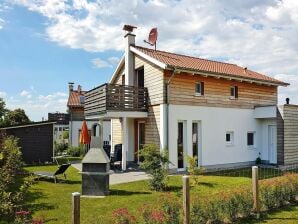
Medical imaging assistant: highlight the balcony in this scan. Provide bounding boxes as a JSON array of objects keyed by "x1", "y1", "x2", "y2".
[{"x1": 84, "y1": 83, "x2": 149, "y2": 119}]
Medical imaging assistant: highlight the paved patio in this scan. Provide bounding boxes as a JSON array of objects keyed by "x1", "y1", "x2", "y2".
[{"x1": 71, "y1": 163, "x2": 150, "y2": 185}]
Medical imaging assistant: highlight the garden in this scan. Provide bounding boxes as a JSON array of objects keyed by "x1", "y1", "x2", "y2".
[{"x1": 0, "y1": 139, "x2": 297, "y2": 224}]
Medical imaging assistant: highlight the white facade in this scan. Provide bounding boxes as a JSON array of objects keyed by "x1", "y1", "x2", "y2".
[
  {"x1": 69, "y1": 120, "x2": 111, "y2": 147},
  {"x1": 166, "y1": 104, "x2": 277, "y2": 169}
]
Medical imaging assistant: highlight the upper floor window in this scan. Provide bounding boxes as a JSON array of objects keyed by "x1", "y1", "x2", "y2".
[
  {"x1": 121, "y1": 74, "x2": 125, "y2": 85},
  {"x1": 226, "y1": 131, "x2": 234, "y2": 145},
  {"x1": 230, "y1": 86, "x2": 238, "y2": 99},
  {"x1": 195, "y1": 82, "x2": 204, "y2": 96}
]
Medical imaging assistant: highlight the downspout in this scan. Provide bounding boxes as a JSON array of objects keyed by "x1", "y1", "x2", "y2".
[{"x1": 166, "y1": 68, "x2": 177, "y2": 151}]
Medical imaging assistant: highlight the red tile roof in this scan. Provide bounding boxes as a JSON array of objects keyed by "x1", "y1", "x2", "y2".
[
  {"x1": 134, "y1": 46, "x2": 288, "y2": 86},
  {"x1": 67, "y1": 90, "x2": 86, "y2": 107}
]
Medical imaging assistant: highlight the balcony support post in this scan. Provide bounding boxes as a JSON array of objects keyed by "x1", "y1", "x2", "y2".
[{"x1": 121, "y1": 117, "x2": 128, "y2": 171}]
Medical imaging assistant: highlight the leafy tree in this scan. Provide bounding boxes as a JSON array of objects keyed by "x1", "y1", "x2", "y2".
[
  {"x1": 0, "y1": 98, "x2": 8, "y2": 124},
  {"x1": 3, "y1": 109, "x2": 30, "y2": 126}
]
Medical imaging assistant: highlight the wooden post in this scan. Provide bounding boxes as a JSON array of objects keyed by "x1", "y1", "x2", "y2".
[
  {"x1": 252, "y1": 166, "x2": 260, "y2": 217},
  {"x1": 72, "y1": 192, "x2": 80, "y2": 224},
  {"x1": 183, "y1": 176, "x2": 190, "y2": 224}
]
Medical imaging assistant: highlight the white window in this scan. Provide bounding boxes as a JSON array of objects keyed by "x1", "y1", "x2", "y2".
[
  {"x1": 230, "y1": 86, "x2": 238, "y2": 99},
  {"x1": 226, "y1": 131, "x2": 234, "y2": 145},
  {"x1": 195, "y1": 82, "x2": 204, "y2": 96},
  {"x1": 247, "y1": 132, "x2": 256, "y2": 149}
]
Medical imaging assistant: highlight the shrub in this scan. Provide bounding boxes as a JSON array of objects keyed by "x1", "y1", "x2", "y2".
[
  {"x1": 112, "y1": 208, "x2": 136, "y2": 224},
  {"x1": 67, "y1": 146, "x2": 85, "y2": 157},
  {"x1": 0, "y1": 136, "x2": 33, "y2": 222},
  {"x1": 139, "y1": 144, "x2": 170, "y2": 191},
  {"x1": 186, "y1": 156, "x2": 205, "y2": 185},
  {"x1": 158, "y1": 193, "x2": 181, "y2": 224},
  {"x1": 54, "y1": 142, "x2": 68, "y2": 155},
  {"x1": 260, "y1": 173, "x2": 298, "y2": 210}
]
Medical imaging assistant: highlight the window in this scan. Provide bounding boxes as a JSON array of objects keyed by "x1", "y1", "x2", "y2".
[
  {"x1": 247, "y1": 132, "x2": 255, "y2": 148},
  {"x1": 226, "y1": 131, "x2": 234, "y2": 145},
  {"x1": 230, "y1": 86, "x2": 238, "y2": 99},
  {"x1": 195, "y1": 82, "x2": 204, "y2": 96}
]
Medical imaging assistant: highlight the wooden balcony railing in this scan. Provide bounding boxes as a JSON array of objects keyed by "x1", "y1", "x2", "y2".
[{"x1": 84, "y1": 83, "x2": 149, "y2": 117}]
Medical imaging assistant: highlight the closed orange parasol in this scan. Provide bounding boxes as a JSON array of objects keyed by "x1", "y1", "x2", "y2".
[{"x1": 80, "y1": 120, "x2": 90, "y2": 145}]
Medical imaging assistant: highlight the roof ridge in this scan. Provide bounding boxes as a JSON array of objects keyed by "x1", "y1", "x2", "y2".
[{"x1": 134, "y1": 45, "x2": 239, "y2": 67}]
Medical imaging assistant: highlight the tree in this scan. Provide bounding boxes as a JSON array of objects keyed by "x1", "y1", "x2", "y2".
[
  {"x1": 3, "y1": 109, "x2": 30, "y2": 126},
  {"x1": 0, "y1": 98, "x2": 7, "y2": 120}
]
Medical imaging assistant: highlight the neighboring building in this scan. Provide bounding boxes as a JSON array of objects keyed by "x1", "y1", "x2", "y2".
[
  {"x1": 67, "y1": 83, "x2": 111, "y2": 147},
  {"x1": 0, "y1": 122, "x2": 56, "y2": 164},
  {"x1": 84, "y1": 25, "x2": 298, "y2": 171},
  {"x1": 48, "y1": 112, "x2": 69, "y2": 144}
]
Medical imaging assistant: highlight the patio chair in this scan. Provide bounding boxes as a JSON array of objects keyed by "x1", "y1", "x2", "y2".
[
  {"x1": 111, "y1": 144, "x2": 122, "y2": 170},
  {"x1": 34, "y1": 163, "x2": 71, "y2": 183},
  {"x1": 103, "y1": 144, "x2": 111, "y2": 158}
]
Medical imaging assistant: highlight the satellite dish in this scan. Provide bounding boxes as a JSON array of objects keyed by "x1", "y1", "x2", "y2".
[{"x1": 144, "y1": 28, "x2": 158, "y2": 50}]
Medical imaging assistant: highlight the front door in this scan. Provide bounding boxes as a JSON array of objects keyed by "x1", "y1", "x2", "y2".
[{"x1": 268, "y1": 125, "x2": 277, "y2": 164}]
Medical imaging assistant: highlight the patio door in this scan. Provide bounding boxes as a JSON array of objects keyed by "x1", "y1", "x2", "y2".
[
  {"x1": 177, "y1": 121, "x2": 186, "y2": 169},
  {"x1": 268, "y1": 125, "x2": 277, "y2": 164}
]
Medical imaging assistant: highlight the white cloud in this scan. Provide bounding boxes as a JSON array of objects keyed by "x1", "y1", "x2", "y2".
[
  {"x1": 0, "y1": 18, "x2": 4, "y2": 29},
  {"x1": 0, "y1": 91, "x2": 7, "y2": 98},
  {"x1": 91, "y1": 56, "x2": 120, "y2": 68},
  {"x1": 20, "y1": 90, "x2": 30, "y2": 97},
  {"x1": 10, "y1": 0, "x2": 298, "y2": 104},
  {"x1": 7, "y1": 91, "x2": 68, "y2": 121}
]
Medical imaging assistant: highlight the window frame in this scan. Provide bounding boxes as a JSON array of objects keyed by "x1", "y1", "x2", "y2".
[
  {"x1": 225, "y1": 131, "x2": 234, "y2": 146},
  {"x1": 230, "y1": 86, "x2": 238, "y2": 99},
  {"x1": 195, "y1": 82, "x2": 204, "y2": 96}
]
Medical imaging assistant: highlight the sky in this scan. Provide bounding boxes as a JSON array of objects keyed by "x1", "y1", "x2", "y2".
[{"x1": 0, "y1": 0, "x2": 298, "y2": 121}]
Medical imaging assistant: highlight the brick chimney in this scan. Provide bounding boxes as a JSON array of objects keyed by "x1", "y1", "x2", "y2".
[
  {"x1": 68, "y1": 82, "x2": 74, "y2": 92},
  {"x1": 77, "y1": 85, "x2": 82, "y2": 94},
  {"x1": 123, "y1": 24, "x2": 137, "y2": 86}
]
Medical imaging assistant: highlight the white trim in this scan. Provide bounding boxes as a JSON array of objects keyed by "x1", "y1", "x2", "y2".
[
  {"x1": 109, "y1": 55, "x2": 125, "y2": 84},
  {"x1": 130, "y1": 46, "x2": 167, "y2": 69},
  {"x1": 86, "y1": 111, "x2": 148, "y2": 120}
]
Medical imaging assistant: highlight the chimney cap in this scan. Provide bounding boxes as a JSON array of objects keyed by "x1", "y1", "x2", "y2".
[{"x1": 123, "y1": 24, "x2": 137, "y2": 32}]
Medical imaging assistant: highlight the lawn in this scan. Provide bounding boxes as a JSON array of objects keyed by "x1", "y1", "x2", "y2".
[{"x1": 24, "y1": 165, "x2": 297, "y2": 223}]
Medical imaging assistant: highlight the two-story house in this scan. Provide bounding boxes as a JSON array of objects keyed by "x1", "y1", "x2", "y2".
[
  {"x1": 84, "y1": 25, "x2": 298, "y2": 171},
  {"x1": 67, "y1": 83, "x2": 111, "y2": 147}
]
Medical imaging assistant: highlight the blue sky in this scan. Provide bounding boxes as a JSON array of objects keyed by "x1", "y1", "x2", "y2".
[{"x1": 1, "y1": 0, "x2": 298, "y2": 121}]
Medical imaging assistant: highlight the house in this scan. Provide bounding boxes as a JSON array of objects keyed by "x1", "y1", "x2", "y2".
[
  {"x1": 84, "y1": 25, "x2": 298, "y2": 171},
  {"x1": 48, "y1": 112, "x2": 69, "y2": 145},
  {"x1": 67, "y1": 83, "x2": 111, "y2": 147},
  {"x1": 0, "y1": 121, "x2": 56, "y2": 164}
]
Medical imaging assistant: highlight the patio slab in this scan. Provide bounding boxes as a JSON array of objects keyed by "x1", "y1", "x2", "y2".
[{"x1": 71, "y1": 163, "x2": 150, "y2": 185}]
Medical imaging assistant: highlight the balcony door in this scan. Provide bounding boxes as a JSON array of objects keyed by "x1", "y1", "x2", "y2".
[
  {"x1": 135, "y1": 67, "x2": 144, "y2": 88},
  {"x1": 177, "y1": 121, "x2": 186, "y2": 169}
]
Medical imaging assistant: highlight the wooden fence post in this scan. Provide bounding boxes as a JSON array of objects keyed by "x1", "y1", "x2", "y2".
[
  {"x1": 183, "y1": 175, "x2": 190, "y2": 224},
  {"x1": 72, "y1": 192, "x2": 80, "y2": 224},
  {"x1": 252, "y1": 166, "x2": 260, "y2": 218}
]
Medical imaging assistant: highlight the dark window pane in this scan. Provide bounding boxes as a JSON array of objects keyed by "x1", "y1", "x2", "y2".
[
  {"x1": 226, "y1": 133, "x2": 230, "y2": 142},
  {"x1": 230, "y1": 87, "x2": 235, "y2": 96},
  {"x1": 247, "y1": 133, "x2": 254, "y2": 145},
  {"x1": 196, "y1": 83, "x2": 201, "y2": 93}
]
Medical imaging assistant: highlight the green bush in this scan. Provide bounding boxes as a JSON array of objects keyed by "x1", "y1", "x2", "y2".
[
  {"x1": 186, "y1": 156, "x2": 205, "y2": 185},
  {"x1": 139, "y1": 144, "x2": 170, "y2": 191},
  {"x1": 54, "y1": 142, "x2": 68, "y2": 155},
  {"x1": 260, "y1": 173, "x2": 298, "y2": 210},
  {"x1": 67, "y1": 146, "x2": 85, "y2": 157},
  {"x1": 0, "y1": 136, "x2": 33, "y2": 222}
]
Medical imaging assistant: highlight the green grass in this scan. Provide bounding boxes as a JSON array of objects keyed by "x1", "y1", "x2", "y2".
[{"x1": 24, "y1": 165, "x2": 297, "y2": 223}]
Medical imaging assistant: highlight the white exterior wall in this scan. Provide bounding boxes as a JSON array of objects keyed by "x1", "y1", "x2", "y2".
[
  {"x1": 167, "y1": 105, "x2": 276, "y2": 168},
  {"x1": 69, "y1": 120, "x2": 111, "y2": 147}
]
